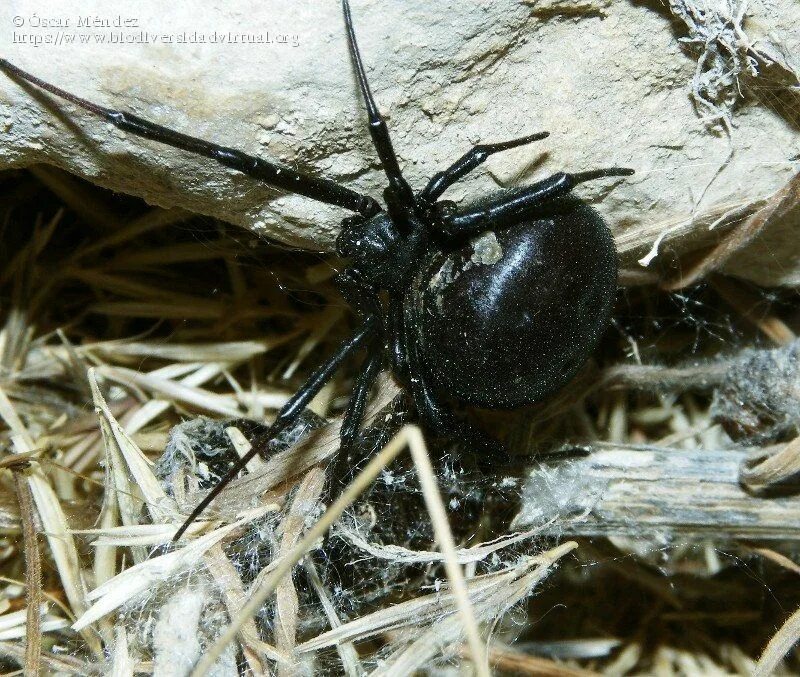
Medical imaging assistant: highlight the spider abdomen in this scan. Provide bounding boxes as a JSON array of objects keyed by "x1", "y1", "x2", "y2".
[{"x1": 409, "y1": 196, "x2": 617, "y2": 409}]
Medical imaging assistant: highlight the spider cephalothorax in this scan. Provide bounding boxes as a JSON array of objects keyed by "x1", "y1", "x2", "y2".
[{"x1": 0, "y1": 0, "x2": 633, "y2": 540}]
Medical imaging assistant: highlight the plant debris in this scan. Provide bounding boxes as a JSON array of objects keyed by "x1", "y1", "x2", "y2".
[{"x1": 0, "y1": 162, "x2": 798, "y2": 675}]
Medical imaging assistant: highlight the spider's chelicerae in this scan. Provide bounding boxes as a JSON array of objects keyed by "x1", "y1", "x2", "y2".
[{"x1": 0, "y1": 1, "x2": 633, "y2": 540}]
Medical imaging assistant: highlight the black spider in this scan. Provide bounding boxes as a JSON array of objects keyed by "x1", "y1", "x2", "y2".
[{"x1": 0, "y1": 1, "x2": 633, "y2": 541}]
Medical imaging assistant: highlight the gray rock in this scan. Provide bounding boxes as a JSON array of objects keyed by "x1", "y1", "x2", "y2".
[{"x1": 1, "y1": 1, "x2": 798, "y2": 279}]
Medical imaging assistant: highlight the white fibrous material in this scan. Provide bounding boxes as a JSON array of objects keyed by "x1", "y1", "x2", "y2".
[
  {"x1": 669, "y1": 1, "x2": 757, "y2": 129},
  {"x1": 711, "y1": 338, "x2": 800, "y2": 442},
  {"x1": 669, "y1": 0, "x2": 800, "y2": 130}
]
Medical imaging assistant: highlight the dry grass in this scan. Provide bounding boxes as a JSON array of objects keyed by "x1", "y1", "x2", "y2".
[{"x1": 0, "y1": 165, "x2": 798, "y2": 675}]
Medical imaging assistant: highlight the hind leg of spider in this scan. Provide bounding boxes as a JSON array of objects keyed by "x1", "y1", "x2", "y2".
[
  {"x1": 342, "y1": 0, "x2": 415, "y2": 219},
  {"x1": 0, "y1": 59, "x2": 380, "y2": 217},
  {"x1": 171, "y1": 317, "x2": 378, "y2": 542},
  {"x1": 420, "y1": 132, "x2": 550, "y2": 203},
  {"x1": 327, "y1": 338, "x2": 384, "y2": 490},
  {"x1": 435, "y1": 167, "x2": 635, "y2": 239}
]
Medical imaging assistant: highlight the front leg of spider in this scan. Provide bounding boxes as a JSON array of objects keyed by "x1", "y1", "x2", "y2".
[
  {"x1": 342, "y1": 0, "x2": 415, "y2": 225},
  {"x1": 419, "y1": 131, "x2": 550, "y2": 203},
  {"x1": 432, "y1": 167, "x2": 635, "y2": 239},
  {"x1": 0, "y1": 58, "x2": 380, "y2": 218}
]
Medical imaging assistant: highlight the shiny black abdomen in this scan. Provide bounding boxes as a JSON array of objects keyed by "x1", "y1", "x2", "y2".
[{"x1": 408, "y1": 196, "x2": 617, "y2": 409}]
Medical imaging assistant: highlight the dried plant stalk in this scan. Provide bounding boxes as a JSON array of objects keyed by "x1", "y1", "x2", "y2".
[
  {"x1": 9, "y1": 464, "x2": 41, "y2": 675},
  {"x1": 516, "y1": 443, "x2": 800, "y2": 540}
]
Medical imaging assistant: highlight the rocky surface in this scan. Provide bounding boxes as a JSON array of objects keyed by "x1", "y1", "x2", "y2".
[{"x1": 1, "y1": 0, "x2": 798, "y2": 280}]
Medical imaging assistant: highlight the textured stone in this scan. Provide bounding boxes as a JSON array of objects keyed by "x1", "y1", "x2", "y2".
[{"x1": 1, "y1": 0, "x2": 798, "y2": 280}]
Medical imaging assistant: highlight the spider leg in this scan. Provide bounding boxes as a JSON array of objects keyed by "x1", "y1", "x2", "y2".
[
  {"x1": 0, "y1": 59, "x2": 380, "y2": 217},
  {"x1": 171, "y1": 317, "x2": 377, "y2": 542},
  {"x1": 328, "y1": 339, "x2": 384, "y2": 489},
  {"x1": 419, "y1": 132, "x2": 550, "y2": 203},
  {"x1": 342, "y1": 0, "x2": 415, "y2": 217},
  {"x1": 434, "y1": 167, "x2": 634, "y2": 239},
  {"x1": 314, "y1": 266, "x2": 386, "y2": 487},
  {"x1": 339, "y1": 340, "x2": 384, "y2": 453}
]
